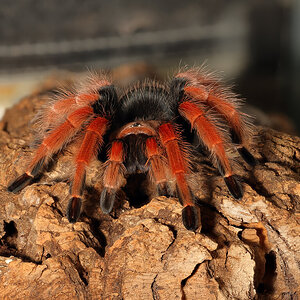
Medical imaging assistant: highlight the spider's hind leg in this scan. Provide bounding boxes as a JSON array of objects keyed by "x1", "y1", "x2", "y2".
[
  {"x1": 230, "y1": 128, "x2": 257, "y2": 166},
  {"x1": 175, "y1": 71, "x2": 257, "y2": 167},
  {"x1": 7, "y1": 106, "x2": 94, "y2": 194},
  {"x1": 178, "y1": 100, "x2": 243, "y2": 200}
]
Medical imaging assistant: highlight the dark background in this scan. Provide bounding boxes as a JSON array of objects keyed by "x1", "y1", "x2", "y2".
[{"x1": 0, "y1": 0, "x2": 299, "y2": 133}]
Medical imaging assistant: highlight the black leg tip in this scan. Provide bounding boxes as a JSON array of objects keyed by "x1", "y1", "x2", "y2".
[
  {"x1": 182, "y1": 205, "x2": 200, "y2": 231},
  {"x1": 7, "y1": 173, "x2": 33, "y2": 193},
  {"x1": 238, "y1": 147, "x2": 257, "y2": 166},
  {"x1": 67, "y1": 197, "x2": 82, "y2": 223},
  {"x1": 100, "y1": 188, "x2": 116, "y2": 214},
  {"x1": 224, "y1": 175, "x2": 244, "y2": 200}
]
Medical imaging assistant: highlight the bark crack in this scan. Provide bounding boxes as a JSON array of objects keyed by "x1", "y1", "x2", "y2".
[
  {"x1": 180, "y1": 263, "x2": 201, "y2": 300},
  {"x1": 151, "y1": 274, "x2": 159, "y2": 300}
]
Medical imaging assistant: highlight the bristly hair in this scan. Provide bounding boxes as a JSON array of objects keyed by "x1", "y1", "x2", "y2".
[{"x1": 116, "y1": 79, "x2": 175, "y2": 125}]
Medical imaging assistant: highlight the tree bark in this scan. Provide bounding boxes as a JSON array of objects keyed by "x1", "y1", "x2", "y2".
[{"x1": 0, "y1": 82, "x2": 299, "y2": 300}]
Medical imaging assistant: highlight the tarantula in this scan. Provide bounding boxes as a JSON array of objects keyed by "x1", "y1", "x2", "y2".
[{"x1": 7, "y1": 68, "x2": 256, "y2": 231}]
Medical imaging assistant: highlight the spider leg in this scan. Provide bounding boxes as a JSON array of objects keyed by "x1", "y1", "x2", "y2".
[
  {"x1": 42, "y1": 94, "x2": 98, "y2": 130},
  {"x1": 39, "y1": 75, "x2": 112, "y2": 135},
  {"x1": 42, "y1": 96, "x2": 76, "y2": 129},
  {"x1": 7, "y1": 106, "x2": 94, "y2": 193},
  {"x1": 179, "y1": 101, "x2": 243, "y2": 200},
  {"x1": 100, "y1": 140, "x2": 125, "y2": 214},
  {"x1": 185, "y1": 85, "x2": 256, "y2": 166},
  {"x1": 145, "y1": 137, "x2": 170, "y2": 196},
  {"x1": 174, "y1": 72, "x2": 256, "y2": 166},
  {"x1": 159, "y1": 123, "x2": 200, "y2": 231},
  {"x1": 67, "y1": 117, "x2": 109, "y2": 222}
]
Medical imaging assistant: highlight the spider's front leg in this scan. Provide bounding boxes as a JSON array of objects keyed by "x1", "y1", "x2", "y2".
[
  {"x1": 100, "y1": 140, "x2": 126, "y2": 214},
  {"x1": 145, "y1": 137, "x2": 170, "y2": 196},
  {"x1": 67, "y1": 117, "x2": 108, "y2": 222},
  {"x1": 67, "y1": 84, "x2": 119, "y2": 222},
  {"x1": 158, "y1": 123, "x2": 200, "y2": 231}
]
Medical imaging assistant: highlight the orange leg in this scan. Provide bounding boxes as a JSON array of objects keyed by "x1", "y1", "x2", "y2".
[
  {"x1": 179, "y1": 101, "x2": 243, "y2": 199},
  {"x1": 67, "y1": 117, "x2": 108, "y2": 222},
  {"x1": 184, "y1": 86, "x2": 243, "y2": 138},
  {"x1": 183, "y1": 85, "x2": 256, "y2": 166},
  {"x1": 42, "y1": 93, "x2": 100, "y2": 131},
  {"x1": 29, "y1": 106, "x2": 94, "y2": 170},
  {"x1": 8, "y1": 106, "x2": 94, "y2": 193},
  {"x1": 159, "y1": 123, "x2": 200, "y2": 231},
  {"x1": 100, "y1": 140, "x2": 125, "y2": 214},
  {"x1": 145, "y1": 137, "x2": 169, "y2": 196},
  {"x1": 43, "y1": 96, "x2": 76, "y2": 128}
]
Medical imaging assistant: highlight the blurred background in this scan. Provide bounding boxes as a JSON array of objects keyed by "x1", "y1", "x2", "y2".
[{"x1": 0, "y1": 0, "x2": 299, "y2": 134}]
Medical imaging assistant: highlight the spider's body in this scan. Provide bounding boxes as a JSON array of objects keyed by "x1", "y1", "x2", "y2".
[{"x1": 8, "y1": 68, "x2": 256, "y2": 231}]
